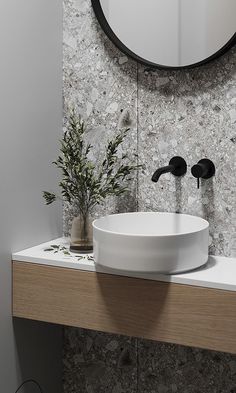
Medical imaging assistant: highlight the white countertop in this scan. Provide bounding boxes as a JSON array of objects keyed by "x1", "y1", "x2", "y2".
[{"x1": 12, "y1": 237, "x2": 236, "y2": 292}]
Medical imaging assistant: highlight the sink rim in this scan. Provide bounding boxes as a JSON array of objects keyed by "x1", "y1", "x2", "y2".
[{"x1": 93, "y1": 211, "x2": 209, "y2": 238}]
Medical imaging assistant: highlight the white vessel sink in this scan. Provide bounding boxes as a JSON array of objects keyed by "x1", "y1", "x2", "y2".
[{"x1": 93, "y1": 212, "x2": 209, "y2": 274}]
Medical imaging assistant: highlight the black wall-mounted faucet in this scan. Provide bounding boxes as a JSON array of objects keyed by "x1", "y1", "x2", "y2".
[
  {"x1": 152, "y1": 156, "x2": 187, "y2": 183},
  {"x1": 191, "y1": 159, "x2": 215, "y2": 188}
]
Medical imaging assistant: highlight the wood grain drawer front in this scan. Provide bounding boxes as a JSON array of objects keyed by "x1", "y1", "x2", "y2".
[{"x1": 13, "y1": 261, "x2": 236, "y2": 354}]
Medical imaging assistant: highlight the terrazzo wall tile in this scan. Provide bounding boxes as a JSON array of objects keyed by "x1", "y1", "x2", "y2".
[
  {"x1": 63, "y1": 327, "x2": 236, "y2": 393},
  {"x1": 138, "y1": 48, "x2": 236, "y2": 256},
  {"x1": 137, "y1": 341, "x2": 236, "y2": 393},
  {"x1": 63, "y1": 328, "x2": 138, "y2": 393},
  {"x1": 63, "y1": 0, "x2": 138, "y2": 235},
  {"x1": 63, "y1": 0, "x2": 236, "y2": 392},
  {"x1": 63, "y1": 0, "x2": 236, "y2": 252}
]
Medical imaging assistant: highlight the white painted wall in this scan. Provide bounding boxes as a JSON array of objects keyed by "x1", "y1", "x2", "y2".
[{"x1": 0, "y1": 1, "x2": 63, "y2": 392}]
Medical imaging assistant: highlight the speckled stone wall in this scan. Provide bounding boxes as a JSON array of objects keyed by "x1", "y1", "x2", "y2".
[
  {"x1": 138, "y1": 56, "x2": 236, "y2": 257},
  {"x1": 63, "y1": 328, "x2": 236, "y2": 393},
  {"x1": 63, "y1": 0, "x2": 236, "y2": 391}
]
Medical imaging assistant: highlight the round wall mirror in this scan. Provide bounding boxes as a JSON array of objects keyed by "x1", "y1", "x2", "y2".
[{"x1": 91, "y1": 0, "x2": 236, "y2": 69}]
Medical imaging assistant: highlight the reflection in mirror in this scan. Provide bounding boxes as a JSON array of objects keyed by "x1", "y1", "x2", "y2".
[{"x1": 94, "y1": 0, "x2": 236, "y2": 68}]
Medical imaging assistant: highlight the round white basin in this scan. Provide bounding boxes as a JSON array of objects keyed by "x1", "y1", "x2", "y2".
[{"x1": 93, "y1": 212, "x2": 209, "y2": 274}]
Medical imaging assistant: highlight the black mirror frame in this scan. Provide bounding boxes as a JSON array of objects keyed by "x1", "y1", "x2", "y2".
[{"x1": 91, "y1": 0, "x2": 236, "y2": 70}]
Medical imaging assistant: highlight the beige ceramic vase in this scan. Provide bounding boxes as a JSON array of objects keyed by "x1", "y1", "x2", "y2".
[{"x1": 70, "y1": 214, "x2": 93, "y2": 253}]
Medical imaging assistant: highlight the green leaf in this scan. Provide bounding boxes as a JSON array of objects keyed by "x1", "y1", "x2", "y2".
[
  {"x1": 43, "y1": 107, "x2": 141, "y2": 215},
  {"x1": 43, "y1": 191, "x2": 56, "y2": 205}
]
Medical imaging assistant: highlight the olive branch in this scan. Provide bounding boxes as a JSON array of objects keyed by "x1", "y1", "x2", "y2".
[{"x1": 43, "y1": 108, "x2": 140, "y2": 217}]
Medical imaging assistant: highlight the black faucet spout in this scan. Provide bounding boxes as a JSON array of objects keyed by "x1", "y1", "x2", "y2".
[
  {"x1": 151, "y1": 165, "x2": 174, "y2": 182},
  {"x1": 151, "y1": 156, "x2": 187, "y2": 183}
]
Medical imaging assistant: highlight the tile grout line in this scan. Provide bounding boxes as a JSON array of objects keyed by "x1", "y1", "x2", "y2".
[
  {"x1": 136, "y1": 61, "x2": 139, "y2": 392},
  {"x1": 136, "y1": 337, "x2": 139, "y2": 393},
  {"x1": 136, "y1": 61, "x2": 140, "y2": 213}
]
